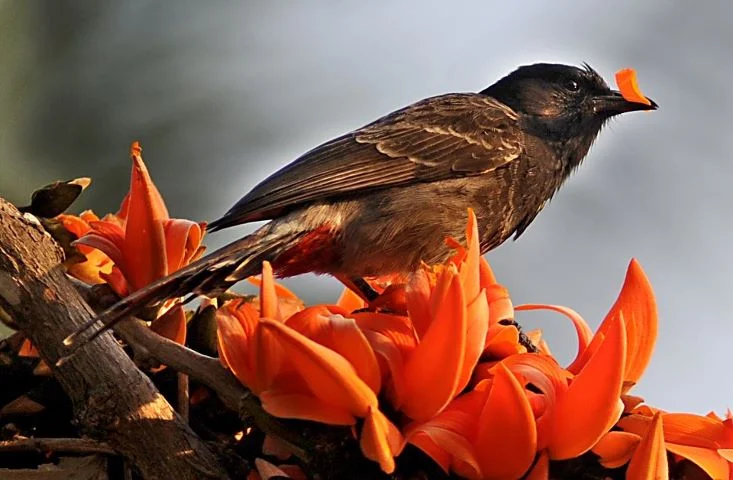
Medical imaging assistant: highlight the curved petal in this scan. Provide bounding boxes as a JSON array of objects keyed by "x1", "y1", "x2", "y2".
[
  {"x1": 253, "y1": 458, "x2": 291, "y2": 480},
  {"x1": 216, "y1": 301, "x2": 261, "y2": 391},
  {"x1": 248, "y1": 275, "x2": 299, "y2": 301},
  {"x1": 129, "y1": 142, "x2": 169, "y2": 218},
  {"x1": 667, "y1": 443, "x2": 729, "y2": 480},
  {"x1": 404, "y1": 389, "x2": 486, "y2": 479},
  {"x1": 260, "y1": 319, "x2": 378, "y2": 418},
  {"x1": 718, "y1": 448, "x2": 733, "y2": 462},
  {"x1": 484, "y1": 323, "x2": 524, "y2": 358},
  {"x1": 478, "y1": 257, "x2": 498, "y2": 287},
  {"x1": 151, "y1": 304, "x2": 187, "y2": 345},
  {"x1": 74, "y1": 230, "x2": 125, "y2": 270},
  {"x1": 361, "y1": 330, "x2": 408, "y2": 407},
  {"x1": 262, "y1": 435, "x2": 293, "y2": 461},
  {"x1": 500, "y1": 354, "x2": 569, "y2": 452},
  {"x1": 457, "y1": 288, "x2": 489, "y2": 392},
  {"x1": 548, "y1": 312, "x2": 626, "y2": 459},
  {"x1": 100, "y1": 267, "x2": 130, "y2": 297},
  {"x1": 259, "y1": 261, "x2": 280, "y2": 321},
  {"x1": 162, "y1": 219, "x2": 203, "y2": 272},
  {"x1": 568, "y1": 260, "x2": 657, "y2": 389},
  {"x1": 662, "y1": 413, "x2": 726, "y2": 450},
  {"x1": 368, "y1": 284, "x2": 407, "y2": 314},
  {"x1": 286, "y1": 307, "x2": 381, "y2": 395},
  {"x1": 515, "y1": 304, "x2": 592, "y2": 370},
  {"x1": 591, "y1": 431, "x2": 640, "y2": 468},
  {"x1": 259, "y1": 390, "x2": 355, "y2": 425},
  {"x1": 456, "y1": 208, "x2": 481, "y2": 304},
  {"x1": 475, "y1": 363, "x2": 537, "y2": 479},
  {"x1": 58, "y1": 213, "x2": 92, "y2": 238},
  {"x1": 486, "y1": 284, "x2": 514, "y2": 326},
  {"x1": 402, "y1": 268, "x2": 466, "y2": 420},
  {"x1": 360, "y1": 406, "x2": 403, "y2": 474},
  {"x1": 626, "y1": 412, "x2": 668, "y2": 480},
  {"x1": 405, "y1": 269, "x2": 433, "y2": 340},
  {"x1": 336, "y1": 286, "x2": 367, "y2": 313},
  {"x1": 123, "y1": 145, "x2": 168, "y2": 289},
  {"x1": 615, "y1": 259, "x2": 657, "y2": 390},
  {"x1": 524, "y1": 450, "x2": 549, "y2": 480}
]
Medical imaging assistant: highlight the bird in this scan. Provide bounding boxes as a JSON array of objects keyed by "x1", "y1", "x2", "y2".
[{"x1": 64, "y1": 62, "x2": 657, "y2": 352}]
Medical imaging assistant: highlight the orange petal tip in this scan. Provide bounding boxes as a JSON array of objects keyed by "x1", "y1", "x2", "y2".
[
  {"x1": 130, "y1": 140, "x2": 142, "y2": 157},
  {"x1": 615, "y1": 68, "x2": 652, "y2": 106},
  {"x1": 626, "y1": 412, "x2": 668, "y2": 480}
]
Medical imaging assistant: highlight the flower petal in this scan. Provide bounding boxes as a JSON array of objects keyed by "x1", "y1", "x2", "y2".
[
  {"x1": 122, "y1": 143, "x2": 169, "y2": 290},
  {"x1": 405, "y1": 388, "x2": 486, "y2": 479},
  {"x1": 615, "y1": 259, "x2": 657, "y2": 391},
  {"x1": 216, "y1": 301, "x2": 262, "y2": 392},
  {"x1": 484, "y1": 323, "x2": 524, "y2": 359},
  {"x1": 405, "y1": 269, "x2": 433, "y2": 340},
  {"x1": 666, "y1": 442, "x2": 730, "y2": 480},
  {"x1": 151, "y1": 304, "x2": 187, "y2": 345},
  {"x1": 524, "y1": 450, "x2": 549, "y2": 480},
  {"x1": 568, "y1": 260, "x2": 657, "y2": 391},
  {"x1": 286, "y1": 306, "x2": 381, "y2": 395},
  {"x1": 259, "y1": 261, "x2": 280, "y2": 321},
  {"x1": 718, "y1": 448, "x2": 733, "y2": 462},
  {"x1": 662, "y1": 412, "x2": 726, "y2": 450},
  {"x1": 548, "y1": 312, "x2": 626, "y2": 459},
  {"x1": 500, "y1": 353, "x2": 569, "y2": 453},
  {"x1": 515, "y1": 304, "x2": 592, "y2": 370},
  {"x1": 336, "y1": 286, "x2": 367, "y2": 313},
  {"x1": 74, "y1": 229, "x2": 125, "y2": 270},
  {"x1": 247, "y1": 275, "x2": 299, "y2": 301},
  {"x1": 259, "y1": 390, "x2": 355, "y2": 425},
  {"x1": 260, "y1": 319, "x2": 377, "y2": 418},
  {"x1": 162, "y1": 219, "x2": 204, "y2": 272},
  {"x1": 591, "y1": 431, "x2": 641, "y2": 468},
  {"x1": 456, "y1": 208, "x2": 481, "y2": 304},
  {"x1": 627, "y1": 412, "x2": 668, "y2": 480},
  {"x1": 262, "y1": 434, "x2": 293, "y2": 461},
  {"x1": 254, "y1": 457, "x2": 292, "y2": 480},
  {"x1": 360, "y1": 406, "x2": 403, "y2": 474},
  {"x1": 475, "y1": 363, "x2": 537, "y2": 479},
  {"x1": 402, "y1": 268, "x2": 466, "y2": 420}
]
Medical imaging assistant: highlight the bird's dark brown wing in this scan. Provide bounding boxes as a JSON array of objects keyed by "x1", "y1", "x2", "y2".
[{"x1": 209, "y1": 93, "x2": 523, "y2": 230}]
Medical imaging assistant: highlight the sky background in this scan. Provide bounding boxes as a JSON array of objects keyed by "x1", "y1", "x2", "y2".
[{"x1": 1, "y1": 1, "x2": 732, "y2": 414}]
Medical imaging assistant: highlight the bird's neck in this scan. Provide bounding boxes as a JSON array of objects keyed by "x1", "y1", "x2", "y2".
[{"x1": 520, "y1": 115, "x2": 603, "y2": 173}]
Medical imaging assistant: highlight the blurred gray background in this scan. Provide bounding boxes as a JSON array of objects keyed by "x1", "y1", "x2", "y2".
[{"x1": 2, "y1": 1, "x2": 731, "y2": 413}]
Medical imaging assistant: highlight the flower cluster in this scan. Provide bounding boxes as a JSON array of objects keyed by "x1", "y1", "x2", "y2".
[
  {"x1": 60, "y1": 142, "x2": 206, "y2": 344},
  {"x1": 59, "y1": 143, "x2": 732, "y2": 479},
  {"x1": 216, "y1": 210, "x2": 732, "y2": 479}
]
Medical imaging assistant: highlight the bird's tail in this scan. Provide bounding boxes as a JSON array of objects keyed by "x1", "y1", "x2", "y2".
[{"x1": 61, "y1": 227, "x2": 303, "y2": 359}]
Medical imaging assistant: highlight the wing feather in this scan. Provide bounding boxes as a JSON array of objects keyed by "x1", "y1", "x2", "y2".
[{"x1": 209, "y1": 93, "x2": 523, "y2": 229}]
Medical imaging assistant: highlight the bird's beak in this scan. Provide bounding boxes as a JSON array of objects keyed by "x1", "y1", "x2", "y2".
[{"x1": 593, "y1": 90, "x2": 659, "y2": 116}]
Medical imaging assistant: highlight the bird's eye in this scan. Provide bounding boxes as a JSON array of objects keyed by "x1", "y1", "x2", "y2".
[{"x1": 565, "y1": 80, "x2": 580, "y2": 92}]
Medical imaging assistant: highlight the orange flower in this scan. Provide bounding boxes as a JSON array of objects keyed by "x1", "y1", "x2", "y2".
[
  {"x1": 352, "y1": 210, "x2": 490, "y2": 422},
  {"x1": 626, "y1": 412, "x2": 669, "y2": 479},
  {"x1": 514, "y1": 258, "x2": 657, "y2": 393},
  {"x1": 74, "y1": 142, "x2": 206, "y2": 297},
  {"x1": 405, "y1": 364, "x2": 537, "y2": 479},
  {"x1": 217, "y1": 261, "x2": 403, "y2": 473},
  {"x1": 215, "y1": 209, "x2": 679, "y2": 478},
  {"x1": 70, "y1": 142, "x2": 206, "y2": 343},
  {"x1": 57, "y1": 210, "x2": 116, "y2": 285},
  {"x1": 613, "y1": 406, "x2": 733, "y2": 478}
]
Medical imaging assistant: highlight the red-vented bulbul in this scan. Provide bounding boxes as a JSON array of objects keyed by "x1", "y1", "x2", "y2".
[{"x1": 65, "y1": 62, "x2": 657, "y2": 350}]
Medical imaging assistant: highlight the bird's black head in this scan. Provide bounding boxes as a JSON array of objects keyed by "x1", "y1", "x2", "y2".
[{"x1": 481, "y1": 63, "x2": 657, "y2": 168}]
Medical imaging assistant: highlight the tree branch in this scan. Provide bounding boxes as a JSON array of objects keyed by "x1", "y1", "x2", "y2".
[{"x1": 0, "y1": 198, "x2": 229, "y2": 480}]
